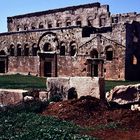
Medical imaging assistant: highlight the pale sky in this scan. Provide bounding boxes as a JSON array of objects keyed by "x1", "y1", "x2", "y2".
[{"x1": 0, "y1": 0, "x2": 140, "y2": 32}]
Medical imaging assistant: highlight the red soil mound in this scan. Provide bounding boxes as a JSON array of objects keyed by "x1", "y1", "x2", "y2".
[{"x1": 42, "y1": 96, "x2": 140, "y2": 139}]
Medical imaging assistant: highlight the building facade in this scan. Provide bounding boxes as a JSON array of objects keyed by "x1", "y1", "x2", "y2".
[{"x1": 0, "y1": 2, "x2": 140, "y2": 80}]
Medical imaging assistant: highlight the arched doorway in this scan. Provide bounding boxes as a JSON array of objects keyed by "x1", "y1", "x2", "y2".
[
  {"x1": 90, "y1": 49, "x2": 99, "y2": 77},
  {"x1": 38, "y1": 32, "x2": 58, "y2": 77}
]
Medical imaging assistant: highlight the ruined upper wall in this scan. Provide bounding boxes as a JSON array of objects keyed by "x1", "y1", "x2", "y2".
[
  {"x1": 7, "y1": 2, "x2": 111, "y2": 32},
  {"x1": 111, "y1": 12, "x2": 140, "y2": 24}
]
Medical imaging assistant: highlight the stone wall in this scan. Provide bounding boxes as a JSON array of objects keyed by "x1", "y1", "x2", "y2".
[
  {"x1": 8, "y1": 56, "x2": 40, "y2": 75},
  {"x1": 57, "y1": 56, "x2": 87, "y2": 77},
  {"x1": 7, "y1": 3, "x2": 110, "y2": 32}
]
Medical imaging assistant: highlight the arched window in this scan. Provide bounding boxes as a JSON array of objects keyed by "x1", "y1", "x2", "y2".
[
  {"x1": 105, "y1": 46, "x2": 113, "y2": 61},
  {"x1": 17, "y1": 44, "x2": 22, "y2": 56},
  {"x1": 60, "y1": 42, "x2": 66, "y2": 56},
  {"x1": 17, "y1": 25, "x2": 22, "y2": 31},
  {"x1": 24, "y1": 44, "x2": 29, "y2": 56},
  {"x1": 9, "y1": 44, "x2": 15, "y2": 56},
  {"x1": 56, "y1": 20, "x2": 62, "y2": 27},
  {"x1": 70, "y1": 42, "x2": 77, "y2": 56},
  {"x1": 87, "y1": 16, "x2": 93, "y2": 26},
  {"x1": 24, "y1": 24, "x2": 28, "y2": 30},
  {"x1": 32, "y1": 44, "x2": 39, "y2": 56},
  {"x1": 0, "y1": 50, "x2": 6, "y2": 55},
  {"x1": 76, "y1": 17, "x2": 82, "y2": 26},
  {"x1": 48, "y1": 21, "x2": 52, "y2": 28},
  {"x1": 100, "y1": 15, "x2": 106, "y2": 27},
  {"x1": 132, "y1": 55, "x2": 137, "y2": 65},
  {"x1": 43, "y1": 43, "x2": 52, "y2": 52},
  {"x1": 90, "y1": 49, "x2": 98, "y2": 58},
  {"x1": 39, "y1": 22, "x2": 44, "y2": 29},
  {"x1": 66, "y1": 19, "x2": 71, "y2": 27},
  {"x1": 31, "y1": 23, "x2": 36, "y2": 30}
]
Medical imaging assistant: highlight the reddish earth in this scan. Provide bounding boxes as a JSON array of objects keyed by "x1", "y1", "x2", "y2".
[{"x1": 41, "y1": 96, "x2": 140, "y2": 140}]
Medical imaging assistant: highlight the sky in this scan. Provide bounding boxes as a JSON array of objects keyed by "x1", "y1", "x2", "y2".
[{"x1": 0, "y1": 0, "x2": 140, "y2": 32}]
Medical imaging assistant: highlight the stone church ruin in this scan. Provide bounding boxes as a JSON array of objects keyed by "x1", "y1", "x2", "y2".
[{"x1": 0, "y1": 2, "x2": 140, "y2": 81}]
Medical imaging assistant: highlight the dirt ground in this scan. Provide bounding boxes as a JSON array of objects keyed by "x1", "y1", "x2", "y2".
[{"x1": 41, "y1": 96, "x2": 140, "y2": 140}]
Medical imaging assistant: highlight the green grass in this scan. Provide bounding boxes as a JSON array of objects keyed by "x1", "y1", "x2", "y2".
[
  {"x1": 0, "y1": 110, "x2": 97, "y2": 140},
  {"x1": 0, "y1": 74, "x2": 46, "y2": 89},
  {"x1": 105, "y1": 80, "x2": 140, "y2": 92},
  {"x1": 0, "y1": 74, "x2": 140, "y2": 92}
]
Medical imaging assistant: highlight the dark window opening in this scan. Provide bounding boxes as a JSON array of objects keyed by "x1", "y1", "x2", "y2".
[
  {"x1": 9, "y1": 45, "x2": 15, "y2": 56},
  {"x1": 43, "y1": 43, "x2": 52, "y2": 52},
  {"x1": 39, "y1": 23, "x2": 44, "y2": 29},
  {"x1": 92, "y1": 64, "x2": 98, "y2": 77},
  {"x1": 24, "y1": 45, "x2": 29, "y2": 56},
  {"x1": 0, "y1": 61, "x2": 5, "y2": 73},
  {"x1": 17, "y1": 45, "x2": 22, "y2": 56},
  {"x1": 56, "y1": 21, "x2": 62, "y2": 27},
  {"x1": 48, "y1": 22, "x2": 52, "y2": 28},
  {"x1": 60, "y1": 45, "x2": 65, "y2": 56},
  {"x1": 90, "y1": 49, "x2": 98, "y2": 58},
  {"x1": 17, "y1": 25, "x2": 21, "y2": 31},
  {"x1": 100, "y1": 16, "x2": 106, "y2": 27},
  {"x1": 32, "y1": 45, "x2": 39, "y2": 56},
  {"x1": 66, "y1": 20, "x2": 71, "y2": 26},
  {"x1": 76, "y1": 20, "x2": 82, "y2": 26},
  {"x1": 24, "y1": 25, "x2": 28, "y2": 30},
  {"x1": 0, "y1": 50, "x2": 6, "y2": 55},
  {"x1": 31, "y1": 25, "x2": 36, "y2": 30},
  {"x1": 112, "y1": 17, "x2": 118, "y2": 23},
  {"x1": 87, "y1": 17, "x2": 93, "y2": 26},
  {"x1": 44, "y1": 61, "x2": 52, "y2": 77},
  {"x1": 70, "y1": 44, "x2": 76, "y2": 56},
  {"x1": 106, "y1": 51, "x2": 113, "y2": 60}
]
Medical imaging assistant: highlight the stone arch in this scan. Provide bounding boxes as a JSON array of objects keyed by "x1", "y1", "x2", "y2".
[
  {"x1": 66, "y1": 18, "x2": 71, "y2": 26},
  {"x1": 17, "y1": 44, "x2": 22, "y2": 56},
  {"x1": 105, "y1": 45, "x2": 114, "y2": 61},
  {"x1": 24, "y1": 24, "x2": 28, "y2": 30},
  {"x1": 48, "y1": 21, "x2": 52, "y2": 28},
  {"x1": 17, "y1": 25, "x2": 22, "y2": 31},
  {"x1": 24, "y1": 44, "x2": 30, "y2": 56},
  {"x1": 38, "y1": 32, "x2": 58, "y2": 52},
  {"x1": 0, "y1": 50, "x2": 6, "y2": 55},
  {"x1": 60, "y1": 42, "x2": 66, "y2": 56},
  {"x1": 76, "y1": 17, "x2": 82, "y2": 26},
  {"x1": 90, "y1": 49, "x2": 98, "y2": 58},
  {"x1": 56, "y1": 20, "x2": 62, "y2": 27},
  {"x1": 70, "y1": 41, "x2": 77, "y2": 56},
  {"x1": 9, "y1": 44, "x2": 15, "y2": 56},
  {"x1": 31, "y1": 23, "x2": 36, "y2": 30},
  {"x1": 39, "y1": 22, "x2": 44, "y2": 29},
  {"x1": 87, "y1": 16, "x2": 93, "y2": 26},
  {"x1": 100, "y1": 14, "x2": 106, "y2": 27}
]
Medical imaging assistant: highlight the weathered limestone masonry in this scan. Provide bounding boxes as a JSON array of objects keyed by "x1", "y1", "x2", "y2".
[
  {"x1": 47, "y1": 77, "x2": 105, "y2": 100},
  {"x1": 0, "y1": 2, "x2": 139, "y2": 80}
]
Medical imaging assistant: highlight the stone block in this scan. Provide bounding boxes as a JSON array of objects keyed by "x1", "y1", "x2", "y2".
[
  {"x1": 46, "y1": 77, "x2": 105, "y2": 100},
  {"x1": 0, "y1": 89, "x2": 27, "y2": 106}
]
